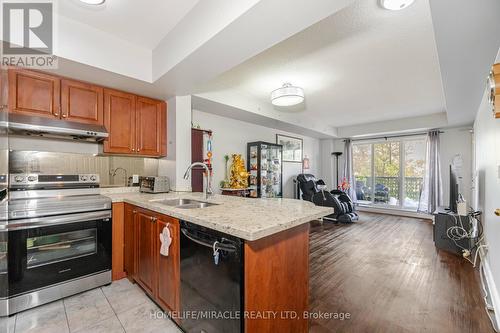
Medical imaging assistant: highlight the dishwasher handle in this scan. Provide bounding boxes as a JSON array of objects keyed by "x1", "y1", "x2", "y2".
[{"x1": 181, "y1": 227, "x2": 237, "y2": 253}]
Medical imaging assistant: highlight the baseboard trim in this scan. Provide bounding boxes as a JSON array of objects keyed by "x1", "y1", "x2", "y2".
[
  {"x1": 481, "y1": 258, "x2": 500, "y2": 332},
  {"x1": 357, "y1": 206, "x2": 433, "y2": 220}
]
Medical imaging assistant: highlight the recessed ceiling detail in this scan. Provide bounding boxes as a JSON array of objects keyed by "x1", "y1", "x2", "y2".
[
  {"x1": 59, "y1": 0, "x2": 200, "y2": 48},
  {"x1": 198, "y1": 0, "x2": 445, "y2": 128}
]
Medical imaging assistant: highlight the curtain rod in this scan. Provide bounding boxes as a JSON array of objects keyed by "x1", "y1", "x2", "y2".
[{"x1": 342, "y1": 130, "x2": 444, "y2": 142}]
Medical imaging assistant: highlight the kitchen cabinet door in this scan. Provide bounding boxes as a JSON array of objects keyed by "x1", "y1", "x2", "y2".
[
  {"x1": 103, "y1": 89, "x2": 136, "y2": 154},
  {"x1": 8, "y1": 69, "x2": 60, "y2": 118},
  {"x1": 136, "y1": 210, "x2": 156, "y2": 296},
  {"x1": 61, "y1": 79, "x2": 103, "y2": 125},
  {"x1": 136, "y1": 97, "x2": 166, "y2": 157},
  {"x1": 155, "y1": 216, "x2": 180, "y2": 312},
  {"x1": 124, "y1": 204, "x2": 136, "y2": 279}
]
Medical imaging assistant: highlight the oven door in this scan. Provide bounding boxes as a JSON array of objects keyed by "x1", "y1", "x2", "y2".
[{"x1": 7, "y1": 211, "x2": 112, "y2": 297}]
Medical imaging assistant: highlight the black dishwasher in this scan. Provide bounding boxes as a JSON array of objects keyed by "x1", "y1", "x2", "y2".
[{"x1": 179, "y1": 221, "x2": 243, "y2": 333}]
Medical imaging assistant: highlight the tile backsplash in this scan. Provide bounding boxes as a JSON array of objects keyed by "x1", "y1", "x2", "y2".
[{"x1": 9, "y1": 151, "x2": 159, "y2": 187}]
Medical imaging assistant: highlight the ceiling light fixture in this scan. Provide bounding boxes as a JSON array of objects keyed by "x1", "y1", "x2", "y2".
[
  {"x1": 78, "y1": 0, "x2": 105, "y2": 5},
  {"x1": 380, "y1": 0, "x2": 414, "y2": 10},
  {"x1": 271, "y1": 83, "x2": 305, "y2": 107}
]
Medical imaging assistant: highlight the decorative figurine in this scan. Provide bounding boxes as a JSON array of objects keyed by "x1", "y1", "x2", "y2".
[
  {"x1": 229, "y1": 154, "x2": 250, "y2": 189},
  {"x1": 338, "y1": 177, "x2": 351, "y2": 192}
]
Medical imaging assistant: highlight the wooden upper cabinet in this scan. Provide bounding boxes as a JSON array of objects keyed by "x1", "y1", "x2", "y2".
[
  {"x1": 8, "y1": 69, "x2": 60, "y2": 118},
  {"x1": 61, "y1": 79, "x2": 103, "y2": 125},
  {"x1": 136, "y1": 97, "x2": 166, "y2": 156},
  {"x1": 103, "y1": 89, "x2": 136, "y2": 154},
  {"x1": 492, "y1": 64, "x2": 500, "y2": 118},
  {"x1": 7, "y1": 68, "x2": 167, "y2": 157},
  {"x1": 156, "y1": 216, "x2": 180, "y2": 312},
  {"x1": 136, "y1": 209, "x2": 156, "y2": 297}
]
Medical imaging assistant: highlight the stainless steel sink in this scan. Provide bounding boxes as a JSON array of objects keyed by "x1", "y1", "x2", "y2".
[{"x1": 150, "y1": 198, "x2": 218, "y2": 209}]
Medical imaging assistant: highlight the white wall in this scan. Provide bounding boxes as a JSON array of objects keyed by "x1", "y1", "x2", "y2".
[
  {"x1": 319, "y1": 139, "x2": 344, "y2": 190},
  {"x1": 158, "y1": 96, "x2": 192, "y2": 191},
  {"x1": 57, "y1": 15, "x2": 152, "y2": 82},
  {"x1": 192, "y1": 109, "x2": 321, "y2": 198},
  {"x1": 440, "y1": 128, "x2": 473, "y2": 205},
  {"x1": 474, "y1": 88, "x2": 500, "y2": 300}
]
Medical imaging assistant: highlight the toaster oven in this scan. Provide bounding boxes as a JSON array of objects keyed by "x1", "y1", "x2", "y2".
[{"x1": 139, "y1": 176, "x2": 170, "y2": 193}]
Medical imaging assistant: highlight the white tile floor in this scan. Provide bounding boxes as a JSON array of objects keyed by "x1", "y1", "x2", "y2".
[{"x1": 0, "y1": 279, "x2": 182, "y2": 333}]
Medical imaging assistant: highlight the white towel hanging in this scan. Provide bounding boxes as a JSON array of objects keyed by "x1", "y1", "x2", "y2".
[{"x1": 159, "y1": 224, "x2": 172, "y2": 257}]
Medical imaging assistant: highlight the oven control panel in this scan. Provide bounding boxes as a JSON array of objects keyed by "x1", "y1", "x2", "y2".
[{"x1": 10, "y1": 174, "x2": 100, "y2": 188}]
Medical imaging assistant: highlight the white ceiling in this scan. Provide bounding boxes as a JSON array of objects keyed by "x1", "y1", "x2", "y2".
[
  {"x1": 197, "y1": 0, "x2": 446, "y2": 128},
  {"x1": 58, "y1": 0, "x2": 199, "y2": 49},
  {"x1": 45, "y1": 0, "x2": 500, "y2": 138}
]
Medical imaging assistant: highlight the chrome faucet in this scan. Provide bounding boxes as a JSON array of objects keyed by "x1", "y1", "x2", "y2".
[
  {"x1": 183, "y1": 162, "x2": 212, "y2": 200},
  {"x1": 110, "y1": 167, "x2": 128, "y2": 187}
]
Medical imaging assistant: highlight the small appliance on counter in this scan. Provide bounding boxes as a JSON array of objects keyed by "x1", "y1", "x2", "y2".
[{"x1": 139, "y1": 176, "x2": 170, "y2": 193}]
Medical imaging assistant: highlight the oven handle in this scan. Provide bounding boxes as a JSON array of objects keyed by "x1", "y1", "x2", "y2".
[{"x1": 6, "y1": 210, "x2": 112, "y2": 230}]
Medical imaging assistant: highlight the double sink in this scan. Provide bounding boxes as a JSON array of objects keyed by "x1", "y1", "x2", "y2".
[{"x1": 150, "y1": 198, "x2": 218, "y2": 209}]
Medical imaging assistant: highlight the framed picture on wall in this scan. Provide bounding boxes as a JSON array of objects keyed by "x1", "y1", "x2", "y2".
[{"x1": 276, "y1": 134, "x2": 303, "y2": 163}]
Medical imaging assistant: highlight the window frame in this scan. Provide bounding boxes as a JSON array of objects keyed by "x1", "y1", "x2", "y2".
[{"x1": 352, "y1": 136, "x2": 426, "y2": 211}]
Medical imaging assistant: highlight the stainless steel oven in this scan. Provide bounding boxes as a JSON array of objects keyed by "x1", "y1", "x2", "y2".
[
  {"x1": 7, "y1": 211, "x2": 111, "y2": 299},
  {"x1": 0, "y1": 173, "x2": 112, "y2": 316}
]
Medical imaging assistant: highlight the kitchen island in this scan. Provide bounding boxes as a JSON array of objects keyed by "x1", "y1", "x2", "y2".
[{"x1": 106, "y1": 191, "x2": 332, "y2": 333}]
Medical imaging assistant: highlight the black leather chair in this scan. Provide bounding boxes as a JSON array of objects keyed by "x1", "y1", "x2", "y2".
[{"x1": 296, "y1": 174, "x2": 358, "y2": 223}]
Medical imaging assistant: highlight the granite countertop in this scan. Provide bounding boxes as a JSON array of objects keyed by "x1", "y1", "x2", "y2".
[{"x1": 103, "y1": 191, "x2": 333, "y2": 241}]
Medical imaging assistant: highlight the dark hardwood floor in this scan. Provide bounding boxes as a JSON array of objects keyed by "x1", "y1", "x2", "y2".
[{"x1": 309, "y1": 212, "x2": 493, "y2": 333}]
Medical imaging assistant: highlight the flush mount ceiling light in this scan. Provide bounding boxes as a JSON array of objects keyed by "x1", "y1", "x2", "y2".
[
  {"x1": 270, "y1": 83, "x2": 305, "y2": 107},
  {"x1": 380, "y1": 0, "x2": 415, "y2": 10},
  {"x1": 79, "y1": 0, "x2": 105, "y2": 5}
]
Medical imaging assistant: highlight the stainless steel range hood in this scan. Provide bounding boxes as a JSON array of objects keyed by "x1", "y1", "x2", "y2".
[{"x1": 7, "y1": 114, "x2": 108, "y2": 142}]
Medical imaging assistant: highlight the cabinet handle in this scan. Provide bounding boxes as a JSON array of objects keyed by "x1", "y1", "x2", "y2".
[
  {"x1": 62, "y1": 114, "x2": 67, "y2": 118},
  {"x1": 54, "y1": 113, "x2": 59, "y2": 117},
  {"x1": 132, "y1": 148, "x2": 135, "y2": 152},
  {"x1": 132, "y1": 210, "x2": 137, "y2": 214}
]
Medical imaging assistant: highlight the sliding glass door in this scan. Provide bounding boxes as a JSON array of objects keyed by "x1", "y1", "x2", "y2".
[
  {"x1": 374, "y1": 141, "x2": 401, "y2": 206},
  {"x1": 402, "y1": 139, "x2": 426, "y2": 210},
  {"x1": 353, "y1": 137, "x2": 426, "y2": 211}
]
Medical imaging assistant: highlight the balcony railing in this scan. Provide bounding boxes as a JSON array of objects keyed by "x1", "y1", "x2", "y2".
[{"x1": 354, "y1": 176, "x2": 423, "y2": 207}]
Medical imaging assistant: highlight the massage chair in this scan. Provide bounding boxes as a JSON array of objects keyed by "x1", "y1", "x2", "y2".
[{"x1": 296, "y1": 174, "x2": 359, "y2": 223}]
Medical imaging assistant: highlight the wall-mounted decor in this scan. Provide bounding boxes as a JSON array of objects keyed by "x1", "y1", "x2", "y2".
[
  {"x1": 302, "y1": 155, "x2": 310, "y2": 170},
  {"x1": 276, "y1": 134, "x2": 303, "y2": 163},
  {"x1": 489, "y1": 63, "x2": 500, "y2": 118}
]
